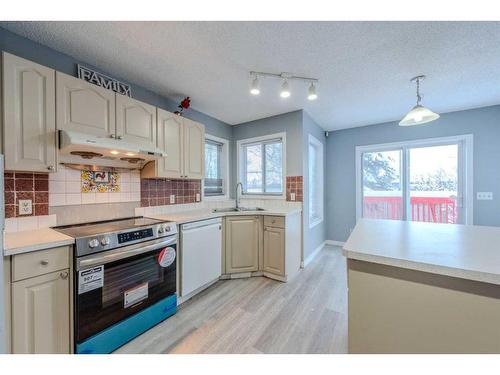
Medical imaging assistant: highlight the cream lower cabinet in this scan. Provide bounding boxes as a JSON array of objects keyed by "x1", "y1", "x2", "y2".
[
  {"x1": 2, "y1": 52, "x2": 57, "y2": 172},
  {"x1": 225, "y1": 216, "x2": 262, "y2": 273},
  {"x1": 142, "y1": 109, "x2": 205, "y2": 180},
  {"x1": 263, "y1": 226, "x2": 285, "y2": 276},
  {"x1": 12, "y1": 270, "x2": 70, "y2": 354},
  {"x1": 7, "y1": 246, "x2": 72, "y2": 354}
]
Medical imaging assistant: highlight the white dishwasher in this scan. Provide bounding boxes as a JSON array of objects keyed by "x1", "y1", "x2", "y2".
[{"x1": 180, "y1": 218, "x2": 222, "y2": 297}]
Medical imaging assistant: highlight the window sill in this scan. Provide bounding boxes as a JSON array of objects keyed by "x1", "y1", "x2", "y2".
[
  {"x1": 203, "y1": 194, "x2": 229, "y2": 201},
  {"x1": 241, "y1": 194, "x2": 286, "y2": 200},
  {"x1": 309, "y1": 217, "x2": 324, "y2": 229}
]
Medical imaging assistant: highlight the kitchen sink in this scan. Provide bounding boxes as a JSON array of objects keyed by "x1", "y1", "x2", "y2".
[{"x1": 212, "y1": 207, "x2": 265, "y2": 213}]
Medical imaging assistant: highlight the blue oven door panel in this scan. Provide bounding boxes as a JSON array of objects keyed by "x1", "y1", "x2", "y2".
[{"x1": 77, "y1": 294, "x2": 177, "y2": 354}]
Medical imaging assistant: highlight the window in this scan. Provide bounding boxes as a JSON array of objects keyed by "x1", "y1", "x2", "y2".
[
  {"x1": 308, "y1": 135, "x2": 324, "y2": 227},
  {"x1": 238, "y1": 133, "x2": 286, "y2": 196},
  {"x1": 204, "y1": 135, "x2": 229, "y2": 198},
  {"x1": 356, "y1": 135, "x2": 473, "y2": 225}
]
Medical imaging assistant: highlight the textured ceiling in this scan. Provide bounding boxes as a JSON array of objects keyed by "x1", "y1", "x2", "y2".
[{"x1": 2, "y1": 21, "x2": 500, "y2": 130}]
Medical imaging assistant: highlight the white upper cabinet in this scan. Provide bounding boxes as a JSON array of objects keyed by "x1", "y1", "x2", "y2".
[
  {"x1": 156, "y1": 108, "x2": 184, "y2": 178},
  {"x1": 142, "y1": 110, "x2": 205, "y2": 180},
  {"x1": 183, "y1": 118, "x2": 205, "y2": 179},
  {"x1": 2, "y1": 52, "x2": 57, "y2": 172},
  {"x1": 56, "y1": 71, "x2": 116, "y2": 137},
  {"x1": 116, "y1": 94, "x2": 157, "y2": 149}
]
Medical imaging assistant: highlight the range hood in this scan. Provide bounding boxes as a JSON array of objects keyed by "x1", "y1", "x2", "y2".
[{"x1": 58, "y1": 130, "x2": 165, "y2": 169}]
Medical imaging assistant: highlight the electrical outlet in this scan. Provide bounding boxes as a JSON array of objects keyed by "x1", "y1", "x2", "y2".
[
  {"x1": 477, "y1": 192, "x2": 493, "y2": 200},
  {"x1": 196, "y1": 193, "x2": 200, "y2": 202},
  {"x1": 290, "y1": 192, "x2": 296, "y2": 201},
  {"x1": 18, "y1": 199, "x2": 33, "y2": 215},
  {"x1": 170, "y1": 194, "x2": 175, "y2": 204}
]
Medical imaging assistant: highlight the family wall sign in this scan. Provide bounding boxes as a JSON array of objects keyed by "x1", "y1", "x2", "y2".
[{"x1": 77, "y1": 64, "x2": 132, "y2": 97}]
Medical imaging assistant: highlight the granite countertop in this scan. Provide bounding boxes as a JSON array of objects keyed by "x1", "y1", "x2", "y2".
[
  {"x1": 343, "y1": 219, "x2": 500, "y2": 285},
  {"x1": 4, "y1": 228, "x2": 75, "y2": 256},
  {"x1": 147, "y1": 207, "x2": 302, "y2": 225}
]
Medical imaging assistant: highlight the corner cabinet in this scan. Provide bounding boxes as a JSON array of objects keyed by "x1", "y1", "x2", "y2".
[
  {"x1": 116, "y1": 94, "x2": 157, "y2": 149},
  {"x1": 225, "y1": 216, "x2": 262, "y2": 273},
  {"x1": 263, "y1": 226, "x2": 285, "y2": 276},
  {"x1": 56, "y1": 71, "x2": 116, "y2": 138},
  {"x1": 2, "y1": 52, "x2": 57, "y2": 172},
  {"x1": 142, "y1": 109, "x2": 205, "y2": 180}
]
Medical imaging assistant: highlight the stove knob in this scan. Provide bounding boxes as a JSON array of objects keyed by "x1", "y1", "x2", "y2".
[
  {"x1": 88, "y1": 239, "x2": 99, "y2": 249},
  {"x1": 158, "y1": 226, "x2": 164, "y2": 234},
  {"x1": 165, "y1": 226, "x2": 171, "y2": 232},
  {"x1": 101, "y1": 237, "x2": 110, "y2": 246}
]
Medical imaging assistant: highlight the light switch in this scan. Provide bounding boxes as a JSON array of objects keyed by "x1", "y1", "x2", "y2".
[
  {"x1": 19, "y1": 199, "x2": 33, "y2": 215},
  {"x1": 196, "y1": 193, "x2": 200, "y2": 202},
  {"x1": 290, "y1": 192, "x2": 296, "y2": 201},
  {"x1": 477, "y1": 192, "x2": 493, "y2": 200},
  {"x1": 170, "y1": 195, "x2": 175, "y2": 204}
]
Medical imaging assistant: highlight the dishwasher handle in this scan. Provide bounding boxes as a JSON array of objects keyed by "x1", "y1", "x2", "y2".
[{"x1": 181, "y1": 218, "x2": 222, "y2": 231}]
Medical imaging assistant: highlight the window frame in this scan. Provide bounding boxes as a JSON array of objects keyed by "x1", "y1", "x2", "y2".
[
  {"x1": 308, "y1": 134, "x2": 324, "y2": 228},
  {"x1": 237, "y1": 132, "x2": 286, "y2": 199},
  {"x1": 203, "y1": 134, "x2": 230, "y2": 200},
  {"x1": 355, "y1": 134, "x2": 474, "y2": 225}
]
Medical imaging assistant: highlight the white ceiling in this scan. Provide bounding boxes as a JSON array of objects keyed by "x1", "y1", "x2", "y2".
[{"x1": 2, "y1": 21, "x2": 500, "y2": 130}]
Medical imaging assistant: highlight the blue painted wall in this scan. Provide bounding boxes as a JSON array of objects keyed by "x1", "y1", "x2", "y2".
[
  {"x1": 302, "y1": 111, "x2": 327, "y2": 258},
  {"x1": 0, "y1": 27, "x2": 232, "y2": 141},
  {"x1": 326, "y1": 104, "x2": 500, "y2": 242}
]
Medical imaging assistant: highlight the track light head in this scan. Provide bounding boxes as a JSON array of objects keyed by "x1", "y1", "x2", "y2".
[
  {"x1": 307, "y1": 82, "x2": 318, "y2": 100},
  {"x1": 280, "y1": 80, "x2": 291, "y2": 98},
  {"x1": 250, "y1": 75, "x2": 260, "y2": 95}
]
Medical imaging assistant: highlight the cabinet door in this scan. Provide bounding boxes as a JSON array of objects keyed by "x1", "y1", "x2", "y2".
[
  {"x1": 225, "y1": 216, "x2": 260, "y2": 273},
  {"x1": 183, "y1": 118, "x2": 205, "y2": 179},
  {"x1": 156, "y1": 109, "x2": 184, "y2": 178},
  {"x1": 3, "y1": 53, "x2": 56, "y2": 172},
  {"x1": 56, "y1": 72, "x2": 115, "y2": 137},
  {"x1": 116, "y1": 94, "x2": 157, "y2": 149},
  {"x1": 12, "y1": 270, "x2": 70, "y2": 354},
  {"x1": 263, "y1": 226, "x2": 285, "y2": 276}
]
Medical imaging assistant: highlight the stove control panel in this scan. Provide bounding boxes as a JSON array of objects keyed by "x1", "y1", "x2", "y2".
[{"x1": 118, "y1": 228, "x2": 154, "y2": 244}]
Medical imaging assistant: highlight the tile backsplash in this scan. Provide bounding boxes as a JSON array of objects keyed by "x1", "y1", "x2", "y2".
[
  {"x1": 141, "y1": 179, "x2": 201, "y2": 207},
  {"x1": 4, "y1": 171, "x2": 49, "y2": 218},
  {"x1": 48, "y1": 165, "x2": 141, "y2": 206},
  {"x1": 286, "y1": 176, "x2": 303, "y2": 202}
]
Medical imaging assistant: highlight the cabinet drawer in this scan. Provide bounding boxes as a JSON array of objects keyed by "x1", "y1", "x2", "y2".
[
  {"x1": 12, "y1": 247, "x2": 70, "y2": 282},
  {"x1": 264, "y1": 216, "x2": 285, "y2": 229}
]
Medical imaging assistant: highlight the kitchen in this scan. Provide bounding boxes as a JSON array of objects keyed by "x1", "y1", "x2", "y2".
[{"x1": 2, "y1": 13, "x2": 500, "y2": 366}]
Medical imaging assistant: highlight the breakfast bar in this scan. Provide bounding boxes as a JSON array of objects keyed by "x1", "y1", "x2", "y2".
[{"x1": 343, "y1": 219, "x2": 500, "y2": 353}]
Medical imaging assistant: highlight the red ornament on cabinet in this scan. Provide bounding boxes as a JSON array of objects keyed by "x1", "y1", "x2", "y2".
[{"x1": 174, "y1": 96, "x2": 191, "y2": 116}]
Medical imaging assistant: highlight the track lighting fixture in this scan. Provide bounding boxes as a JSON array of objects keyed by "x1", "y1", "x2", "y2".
[{"x1": 249, "y1": 71, "x2": 318, "y2": 100}]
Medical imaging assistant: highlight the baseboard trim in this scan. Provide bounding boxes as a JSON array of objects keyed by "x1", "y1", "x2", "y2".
[
  {"x1": 303, "y1": 241, "x2": 326, "y2": 268},
  {"x1": 325, "y1": 240, "x2": 346, "y2": 247}
]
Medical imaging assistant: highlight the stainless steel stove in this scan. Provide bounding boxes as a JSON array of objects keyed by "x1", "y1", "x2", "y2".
[{"x1": 54, "y1": 217, "x2": 178, "y2": 354}]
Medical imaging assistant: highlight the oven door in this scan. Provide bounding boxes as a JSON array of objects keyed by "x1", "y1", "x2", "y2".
[{"x1": 75, "y1": 236, "x2": 176, "y2": 343}]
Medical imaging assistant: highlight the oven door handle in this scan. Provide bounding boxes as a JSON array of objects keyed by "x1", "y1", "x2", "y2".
[{"x1": 77, "y1": 236, "x2": 177, "y2": 270}]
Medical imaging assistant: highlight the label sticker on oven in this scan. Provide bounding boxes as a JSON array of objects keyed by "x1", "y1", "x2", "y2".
[
  {"x1": 78, "y1": 265, "x2": 104, "y2": 294},
  {"x1": 124, "y1": 282, "x2": 149, "y2": 308},
  {"x1": 158, "y1": 247, "x2": 176, "y2": 268}
]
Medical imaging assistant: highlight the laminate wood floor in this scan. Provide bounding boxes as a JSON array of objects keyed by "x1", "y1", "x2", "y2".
[{"x1": 115, "y1": 245, "x2": 348, "y2": 354}]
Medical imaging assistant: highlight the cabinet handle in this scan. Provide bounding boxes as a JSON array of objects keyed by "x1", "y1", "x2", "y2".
[
  {"x1": 117, "y1": 135, "x2": 123, "y2": 140},
  {"x1": 60, "y1": 271, "x2": 69, "y2": 280},
  {"x1": 110, "y1": 134, "x2": 116, "y2": 139},
  {"x1": 40, "y1": 260, "x2": 49, "y2": 266},
  {"x1": 47, "y1": 165, "x2": 55, "y2": 171}
]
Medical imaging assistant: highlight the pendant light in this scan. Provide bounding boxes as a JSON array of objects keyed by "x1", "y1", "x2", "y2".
[{"x1": 399, "y1": 75, "x2": 440, "y2": 126}]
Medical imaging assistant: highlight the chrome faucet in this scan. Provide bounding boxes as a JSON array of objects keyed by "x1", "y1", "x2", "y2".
[{"x1": 235, "y1": 182, "x2": 243, "y2": 210}]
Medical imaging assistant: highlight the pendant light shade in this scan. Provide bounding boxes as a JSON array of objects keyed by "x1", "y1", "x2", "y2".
[
  {"x1": 250, "y1": 76, "x2": 260, "y2": 95},
  {"x1": 307, "y1": 82, "x2": 317, "y2": 100},
  {"x1": 399, "y1": 75, "x2": 440, "y2": 126},
  {"x1": 280, "y1": 79, "x2": 291, "y2": 98}
]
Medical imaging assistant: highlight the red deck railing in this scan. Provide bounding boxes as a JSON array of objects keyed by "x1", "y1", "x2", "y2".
[{"x1": 363, "y1": 196, "x2": 457, "y2": 223}]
